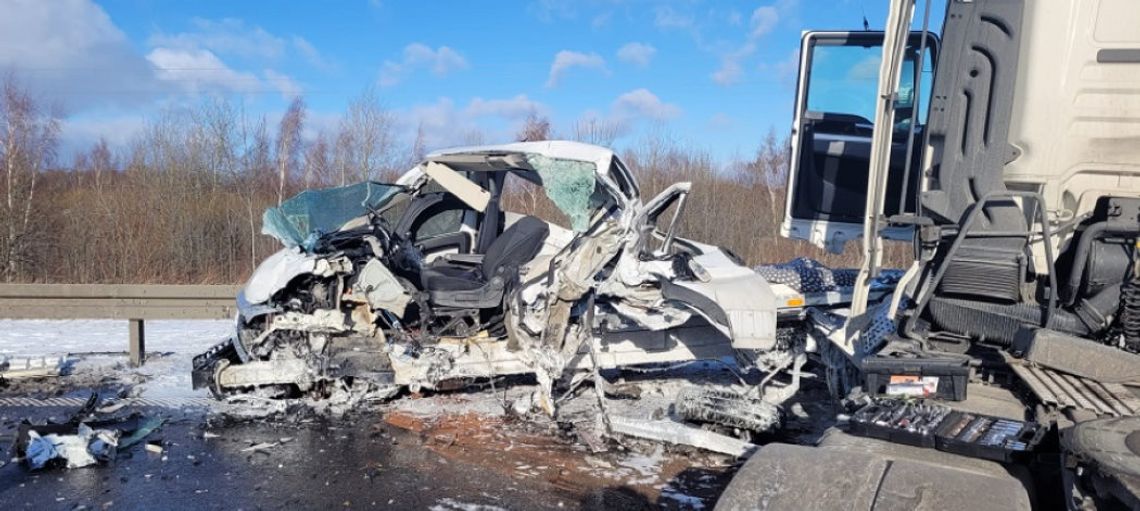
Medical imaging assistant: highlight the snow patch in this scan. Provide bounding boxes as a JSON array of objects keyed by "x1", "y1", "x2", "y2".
[
  {"x1": 429, "y1": 498, "x2": 507, "y2": 511},
  {"x1": 0, "y1": 319, "x2": 231, "y2": 399}
]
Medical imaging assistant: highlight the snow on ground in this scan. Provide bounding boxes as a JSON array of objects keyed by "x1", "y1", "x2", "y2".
[
  {"x1": 0, "y1": 319, "x2": 231, "y2": 357},
  {"x1": 430, "y1": 498, "x2": 508, "y2": 511},
  {"x1": 0, "y1": 319, "x2": 232, "y2": 398}
]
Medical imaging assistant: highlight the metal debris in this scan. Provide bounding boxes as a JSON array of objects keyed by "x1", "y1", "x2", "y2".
[
  {"x1": 0, "y1": 355, "x2": 64, "y2": 380},
  {"x1": 119, "y1": 417, "x2": 166, "y2": 448},
  {"x1": 24, "y1": 424, "x2": 121, "y2": 470},
  {"x1": 607, "y1": 415, "x2": 757, "y2": 458},
  {"x1": 11, "y1": 394, "x2": 164, "y2": 471},
  {"x1": 240, "y1": 442, "x2": 278, "y2": 453},
  {"x1": 675, "y1": 388, "x2": 782, "y2": 433}
]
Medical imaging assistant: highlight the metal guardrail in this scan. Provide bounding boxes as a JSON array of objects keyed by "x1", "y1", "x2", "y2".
[{"x1": 0, "y1": 284, "x2": 240, "y2": 366}]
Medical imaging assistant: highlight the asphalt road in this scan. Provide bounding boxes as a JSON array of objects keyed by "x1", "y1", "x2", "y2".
[{"x1": 0, "y1": 396, "x2": 733, "y2": 510}]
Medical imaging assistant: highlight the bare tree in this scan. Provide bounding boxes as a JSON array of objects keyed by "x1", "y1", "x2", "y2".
[
  {"x1": 88, "y1": 137, "x2": 114, "y2": 190},
  {"x1": 191, "y1": 97, "x2": 239, "y2": 187},
  {"x1": 516, "y1": 110, "x2": 551, "y2": 142},
  {"x1": 0, "y1": 76, "x2": 59, "y2": 281},
  {"x1": 275, "y1": 96, "x2": 306, "y2": 204},
  {"x1": 571, "y1": 115, "x2": 625, "y2": 146},
  {"x1": 410, "y1": 121, "x2": 427, "y2": 163},
  {"x1": 245, "y1": 115, "x2": 272, "y2": 265},
  {"x1": 334, "y1": 88, "x2": 396, "y2": 183},
  {"x1": 461, "y1": 129, "x2": 486, "y2": 146},
  {"x1": 304, "y1": 131, "x2": 332, "y2": 187}
]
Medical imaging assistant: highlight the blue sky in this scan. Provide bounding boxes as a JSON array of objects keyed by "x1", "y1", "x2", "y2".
[{"x1": 2, "y1": 0, "x2": 945, "y2": 162}]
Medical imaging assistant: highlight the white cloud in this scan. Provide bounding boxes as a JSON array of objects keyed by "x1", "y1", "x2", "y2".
[
  {"x1": 145, "y1": 47, "x2": 264, "y2": 93},
  {"x1": 263, "y1": 69, "x2": 303, "y2": 99},
  {"x1": 546, "y1": 50, "x2": 606, "y2": 88},
  {"x1": 149, "y1": 18, "x2": 333, "y2": 73},
  {"x1": 727, "y1": 10, "x2": 743, "y2": 26},
  {"x1": 711, "y1": 58, "x2": 744, "y2": 86},
  {"x1": 565, "y1": 89, "x2": 681, "y2": 141},
  {"x1": 407, "y1": 44, "x2": 468, "y2": 75},
  {"x1": 708, "y1": 4, "x2": 785, "y2": 87},
  {"x1": 775, "y1": 48, "x2": 802, "y2": 85},
  {"x1": 61, "y1": 113, "x2": 148, "y2": 155},
  {"x1": 529, "y1": 0, "x2": 577, "y2": 22},
  {"x1": 0, "y1": 0, "x2": 335, "y2": 161},
  {"x1": 379, "y1": 43, "x2": 469, "y2": 87},
  {"x1": 616, "y1": 42, "x2": 657, "y2": 69},
  {"x1": 707, "y1": 112, "x2": 735, "y2": 131},
  {"x1": 654, "y1": 6, "x2": 693, "y2": 30},
  {"x1": 0, "y1": 0, "x2": 160, "y2": 109},
  {"x1": 591, "y1": 12, "x2": 612, "y2": 29},
  {"x1": 750, "y1": 6, "x2": 779, "y2": 38},
  {"x1": 149, "y1": 17, "x2": 287, "y2": 61},
  {"x1": 301, "y1": 109, "x2": 343, "y2": 141},
  {"x1": 612, "y1": 88, "x2": 680, "y2": 121},
  {"x1": 404, "y1": 95, "x2": 549, "y2": 150},
  {"x1": 466, "y1": 94, "x2": 544, "y2": 119},
  {"x1": 292, "y1": 36, "x2": 333, "y2": 71}
]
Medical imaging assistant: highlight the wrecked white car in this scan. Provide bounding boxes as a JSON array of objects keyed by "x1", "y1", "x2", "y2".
[{"x1": 193, "y1": 141, "x2": 802, "y2": 423}]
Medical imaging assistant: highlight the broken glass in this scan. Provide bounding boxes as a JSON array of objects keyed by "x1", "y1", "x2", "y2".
[
  {"x1": 526, "y1": 154, "x2": 604, "y2": 231},
  {"x1": 262, "y1": 181, "x2": 403, "y2": 251}
]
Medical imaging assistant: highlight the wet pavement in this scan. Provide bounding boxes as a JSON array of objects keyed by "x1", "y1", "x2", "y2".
[
  {"x1": 0, "y1": 353, "x2": 829, "y2": 510},
  {"x1": 0, "y1": 396, "x2": 737, "y2": 510}
]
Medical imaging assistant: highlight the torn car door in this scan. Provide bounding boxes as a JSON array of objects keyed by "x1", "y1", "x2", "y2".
[
  {"x1": 629, "y1": 184, "x2": 778, "y2": 351},
  {"x1": 661, "y1": 245, "x2": 778, "y2": 351}
]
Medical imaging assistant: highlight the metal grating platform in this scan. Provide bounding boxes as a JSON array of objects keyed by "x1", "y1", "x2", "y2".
[{"x1": 1011, "y1": 362, "x2": 1140, "y2": 417}]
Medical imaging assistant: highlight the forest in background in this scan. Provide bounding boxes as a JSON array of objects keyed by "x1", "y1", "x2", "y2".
[{"x1": 0, "y1": 75, "x2": 909, "y2": 284}]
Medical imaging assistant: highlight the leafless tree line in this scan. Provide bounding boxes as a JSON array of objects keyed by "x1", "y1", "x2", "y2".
[
  {"x1": 1, "y1": 76, "x2": 904, "y2": 284},
  {"x1": 1, "y1": 76, "x2": 59, "y2": 282}
]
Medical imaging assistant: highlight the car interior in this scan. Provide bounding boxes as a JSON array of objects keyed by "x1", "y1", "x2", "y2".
[{"x1": 371, "y1": 164, "x2": 553, "y2": 337}]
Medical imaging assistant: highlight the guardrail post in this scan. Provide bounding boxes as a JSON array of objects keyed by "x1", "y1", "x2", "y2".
[{"x1": 129, "y1": 319, "x2": 145, "y2": 367}]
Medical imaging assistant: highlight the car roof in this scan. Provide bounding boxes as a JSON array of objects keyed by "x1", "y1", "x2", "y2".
[{"x1": 425, "y1": 140, "x2": 615, "y2": 176}]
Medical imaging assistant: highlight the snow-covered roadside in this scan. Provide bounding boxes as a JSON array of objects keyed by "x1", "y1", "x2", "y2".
[
  {"x1": 0, "y1": 319, "x2": 232, "y2": 398},
  {"x1": 0, "y1": 319, "x2": 231, "y2": 357}
]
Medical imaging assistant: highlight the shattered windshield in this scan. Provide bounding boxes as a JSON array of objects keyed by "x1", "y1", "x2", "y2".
[
  {"x1": 262, "y1": 181, "x2": 404, "y2": 251},
  {"x1": 526, "y1": 154, "x2": 606, "y2": 232}
]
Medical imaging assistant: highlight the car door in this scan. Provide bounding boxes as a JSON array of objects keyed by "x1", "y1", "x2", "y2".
[{"x1": 781, "y1": 31, "x2": 937, "y2": 252}]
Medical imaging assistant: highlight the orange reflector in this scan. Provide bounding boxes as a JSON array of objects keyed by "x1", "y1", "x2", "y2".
[{"x1": 786, "y1": 297, "x2": 805, "y2": 307}]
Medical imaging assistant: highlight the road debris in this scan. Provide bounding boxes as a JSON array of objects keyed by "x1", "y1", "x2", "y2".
[
  {"x1": 23, "y1": 423, "x2": 119, "y2": 469},
  {"x1": 675, "y1": 387, "x2": 782, "y2": 433},
  {"x1": 119, "y1": 416, "x2": 165, "y2": 448},
  {"x1": 240, "y1": 441, "x2": 280, "y2": 453},
  {"x1": 607, "y1": 416, "x2": 757, "y2": 458},
  {"x1": 9, "y1": 396, "x2": 164, "y2": 471},
  {"x1": 0, "y1": 355, "x2": 65, "y2": 380}
]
